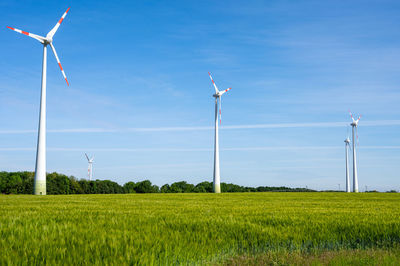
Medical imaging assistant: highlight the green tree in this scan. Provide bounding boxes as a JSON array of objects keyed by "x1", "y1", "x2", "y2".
[
  {"x1": 170, "y1": 181, "x2": 194, "y2": 193},
  {"x1": 47, "y1": 173, "x2": 70, "y2": 194},
  {"x1": 69, "y1": 176, "x2": 84, "y2": 194},
  {"x1": 194, "y1": 181, "x2": 213, "y2": 193},
  {"x1": 0, "y1": 173, "x2": 23, "y2": 194},
  {"x1": 135, "y1": 180, "x2": 156, "y2": 193},
  {"x1": 152, "y1": 185, "x2": 160, "y2": 193},
  {"x1": 160, "y1": 184, "x2": 170, "y2": 193},
  {"x1": 124, "y1": 182, "x2": 137, "y2": 193}
]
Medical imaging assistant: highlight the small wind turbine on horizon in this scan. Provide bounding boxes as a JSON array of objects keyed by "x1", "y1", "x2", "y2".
[
  {"x1": 208, "y1": 72, "x2": 231, "y2": 193},
  {"x1": 7, "y1": 8, "x2": 71, "y2": 195},
  {"x1": 85, "y1": 153, "x2": 94, "y2": 181},
  {"x1": 344, "y1": 135, "x2": 351, "y2": 193},
  {"x1": 349, "y1": 110, "x2": 361, "y2": 193}
]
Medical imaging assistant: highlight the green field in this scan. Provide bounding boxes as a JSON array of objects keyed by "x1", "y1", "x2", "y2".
[{"x1": 1, "y1": 193, "x2": 399, "y2": 265}]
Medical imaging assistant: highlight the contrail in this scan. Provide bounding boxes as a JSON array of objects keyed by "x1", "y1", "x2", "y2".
[{"x1": 1, "y1": 120, "x2": 399, "y2": 134}]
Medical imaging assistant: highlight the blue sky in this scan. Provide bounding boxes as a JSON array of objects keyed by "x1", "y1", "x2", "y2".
[{"x1": 0, "y1": 0, "x2": 399, "y2": 190}]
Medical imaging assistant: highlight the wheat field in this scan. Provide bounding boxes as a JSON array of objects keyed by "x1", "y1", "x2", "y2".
[{"x1": 1, "y1": 193, "x2": 399, "y2": 264}]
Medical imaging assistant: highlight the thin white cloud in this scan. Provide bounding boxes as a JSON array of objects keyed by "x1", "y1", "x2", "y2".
[
  {"x1": 48, "y1": 147, "x2": 212, "y2": 152},
  {"x1": 94, "y1": 163, "x2": 209, "y2": 170},
  {"x1": 0, "y1": 148, "x2": 35, "y2": 151},
  {"x1": 1, "y1": 145, "x2": 400, "y2": 152},
  {"x1": 358, "y1": 146, "x2": 400, "y2": 150},
  {"x1": 48, "y1": 128, "x2": 118, "y2": 133},
  {"x1": 0, "y1": 130, "x2": 37, "y2": 134},
  {"x1": 1, "y1": 120, "x2": 400, "y2": 134},
  {"x1": 225, "y1": 146, "x2": 400, "y2": 151},
  {"x1": 126, "y1": 126, "x2": 212, "y2": 132}
]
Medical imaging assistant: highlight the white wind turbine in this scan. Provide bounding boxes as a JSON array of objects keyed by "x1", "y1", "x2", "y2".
[
  {"x1": 85, "y1": 153, "x2": 94, "y2": 181},
  {"x1": 208, "y1": 72, "x2": 231, "y2": 193},
  {"x1": 344, "y1": 135, "x2": 351, "y2": 193},
  {"x1": 7, "y1": 8, "x2": 70, "y2": 195},
  {"x1": 349, "y1": 111, "x2": 361, "y2": 193}
]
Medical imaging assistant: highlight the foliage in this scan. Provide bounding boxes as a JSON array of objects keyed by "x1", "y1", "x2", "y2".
[
  {"x1": 169, "y1": 181, "x2": 194, "y2": 193},
  {"x1": 0, "y1": 193, "x2": 399, "y2": 264},
  {"x1": 47, "y1": 172, "x2": 70, "y2": 194},
  {"x1": 194, "y1": 181, "x2": 213, "y2": 193},
  {"x1": 0, "y1": 171, "x2": 33, "y2": 194},
  {"x1": 0, "y1": 171, "x2": 318, "y2": 195}
]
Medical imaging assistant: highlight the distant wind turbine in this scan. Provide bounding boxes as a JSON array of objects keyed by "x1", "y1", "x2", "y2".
[
  {"x1": 85, "y1": 153, "x2": 94, "y2": 181},
  {"x1": 7, "y1": 8, "x2": 71, "y2": 195},
  {"x1": 208, "y1": 72, "x2": 231, "y2": 193},
  {"x1": 344, "y1": 136, "x2": 351, "y2": 193},
  {"x1": 349, "y1": 111, "x2": 361, "y2": 193}
]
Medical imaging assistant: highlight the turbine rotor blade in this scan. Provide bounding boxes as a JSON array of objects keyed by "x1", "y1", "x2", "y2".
[
  {"x1": 6, "y1": 26, "x2": 45, "y2": 43},
  {"x1": 219, "y1": 87, "x2": 231, "y2": 96},
  {"x1": 85, "y1": 153, "x2": 90, "y2": 161},
  {"x1": 50, "y1": 43, "x2": 69, "y2": 86},
  {"x1": 47, "y1": 7, "x2": 70, "y2": 39},
  {"x1": 219, "y1": 96, "x2": 222, "y2": 124},
  {"x1": 348, "y1": 109, "x2": 355, "y2": 122},
  {"x1": 219, "y1": 88, "x2": 231, "y2": 123},
  {"x1": 356, "y1": 126, "x2": 359, "y2": 146},
  {"x1": 208, "y1": 72, "x2": 219, "y2": 93}
]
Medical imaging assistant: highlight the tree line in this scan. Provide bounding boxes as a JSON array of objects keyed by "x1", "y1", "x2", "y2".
[{"x1": 0, "y1": 171, "x2": 315, "y2": 194}]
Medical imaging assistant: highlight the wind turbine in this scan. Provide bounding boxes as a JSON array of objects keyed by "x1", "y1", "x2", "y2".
[
  {"x1": 85, "y1": 153, "x2": 94, "y2": 181},
  {"x1": 208, "y1": 72, "x2": 231, "y2": 193},
  {"x1": 7, "y1": 8, "x2": 70, "y2": 195},
  {"x1": 349, "y1": 111, "x2": 361, "y2": 193},
  {"x1": 344, "y1": 136, "x2": 351, "y2": 193}
]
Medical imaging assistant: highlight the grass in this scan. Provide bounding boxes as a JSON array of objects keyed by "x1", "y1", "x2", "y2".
[{"x1": 0, "y1": 193, "x2": 399, "y2": 264}]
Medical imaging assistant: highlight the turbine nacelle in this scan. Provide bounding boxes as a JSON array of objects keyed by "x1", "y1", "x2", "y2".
[
  {"x1": 85, "y1": 153, "x2": 94, "y2": 163},
  {"x1": 351, "y1": 120, "x2": 358, "y2": 127},
  {"x1": 344, "y1": 138, "x2": 350, "y2": 144},
  {"x1": 44, "y1": 36, "x2": 53, "y2": 44},
  {"x1": 213, "y1": 88, "x2": 231, "y2": 98},
  {"x1": 349, "y1": 110, "x2": 361, "y2": 127}
]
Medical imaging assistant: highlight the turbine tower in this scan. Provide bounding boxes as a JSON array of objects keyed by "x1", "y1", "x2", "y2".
[
  {"x1": 344, "y1": 137, "x2": 351, "y2": 193},
  {"x1": 349, "y1": 111, "x2": 361, "y2": 193},
  {"x1": 85, "y1": 153, "x2": 94, "y2": 181},
  {"x1": 7, "y1": 8, "x2": 70, "y2": 195},
  {"x1": 208, "y1": 72, "x2": 231, "y2": 193}
]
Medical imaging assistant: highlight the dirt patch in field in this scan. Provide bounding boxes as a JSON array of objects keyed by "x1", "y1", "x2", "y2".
[{"x1": 221, "y1": 248, "x2": 400, "y2": 265}]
